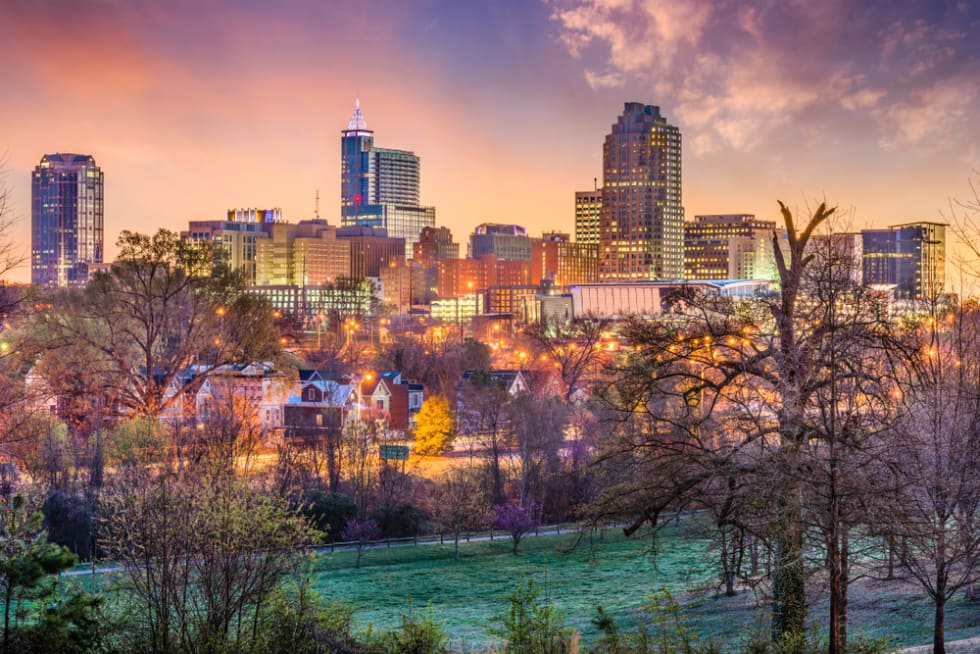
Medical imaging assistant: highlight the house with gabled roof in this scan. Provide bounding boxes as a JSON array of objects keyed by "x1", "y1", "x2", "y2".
[{"x1": 359, "y1": 371, "x2": 424, "y2": 431}]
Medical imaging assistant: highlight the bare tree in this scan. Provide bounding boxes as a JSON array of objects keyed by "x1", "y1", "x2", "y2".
[
  {"x1": 594, "y1": 203, "x2": 876, "y2": 651},
  {"x1": 458, "y1": 371, "x2": 512, "y2": 505},
  {"x1": 881, "y1": 300, "x2": 980, "y2": 654},
  {"x1": 429, "y1": 466, "x2": 489, "y2": 559},
  {"x1": 505, "y1": 393, "x2": 568, "y2": 508},
  {"x1": 38, "y1": 230, "x2": 280, "y2": 419},
  {"x1": 523, "y1": 317, "x2": 609, "y2": 402},
  {"x1": 100, "y1": 470, "x2": 317, "y2": 653}
]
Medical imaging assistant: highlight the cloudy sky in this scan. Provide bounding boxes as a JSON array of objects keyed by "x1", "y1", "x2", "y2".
[{"x1": 1, "y1": 0, "x2": 978, "y2": 282}]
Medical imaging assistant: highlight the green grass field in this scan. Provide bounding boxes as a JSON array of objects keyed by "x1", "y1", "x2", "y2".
[
  {"x1": 69, "y1": 522, "x2": 980, "y2": 651},
  {"x1": 306, "y1": 524, "x2": 980, "y2": 652}
]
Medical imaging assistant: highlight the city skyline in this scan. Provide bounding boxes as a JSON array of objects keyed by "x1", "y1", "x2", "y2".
[{"x1": 1, "y1": 0, "x2": 978, "y2": 283}]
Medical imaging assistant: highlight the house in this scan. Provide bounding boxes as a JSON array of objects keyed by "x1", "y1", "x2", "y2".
[
  {"x1": 359, "y1": 371, "x2": 424, "y2": 431},
  {"x1": 194, "y1": 362, "x2": 293, "y2": 434},
  {"x1": 460, "y1": 369, "x2": 530, "y2": 396},
  {"x1": 281, "y1": 372, "x2": 358, "y2": 446}
]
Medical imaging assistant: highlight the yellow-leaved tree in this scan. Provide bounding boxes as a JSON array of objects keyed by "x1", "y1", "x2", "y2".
[{"x1": 413, "y1": 396, "x2": 456, "y2": 456}]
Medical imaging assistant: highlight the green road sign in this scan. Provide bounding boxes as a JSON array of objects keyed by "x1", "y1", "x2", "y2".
[{"x1": 379, "y1": 444, "x2": 410, "y2": 461}]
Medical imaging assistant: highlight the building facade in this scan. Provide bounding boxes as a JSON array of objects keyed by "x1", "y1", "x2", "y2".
[
  {"x1": 469, "y1": 223, "x2": 531, "y2": 261},
  {"x1": 532, "y1": 232, "x2": 598, "y2": 286},
  {"x1": 599, "y1": 103, "x2": 683, "y2": 281},
  {"x1": 31, "y1": 153, "x2": 104, "y2": 287},
  {"x1": 862, "y1": 222, "x2": 946, "y2": 300},
  {"x1": 684, "y1": 214, "x2": 779, "y2": 281},
  {"x1": 254, "y1": 220, "x2": 351, "y2": 287},
  {"x1": 575, "y1": 189, "x2": 602, "y2": 246},
  {"x1": 340, "y1": 101, "x2": 436, "y2": 257},
  {"x1": 413, "y1": 226, "x2": 459, "y2": 267},
  {"x1": 182, "y1": 208, "x2": 280, "y2": 285}
]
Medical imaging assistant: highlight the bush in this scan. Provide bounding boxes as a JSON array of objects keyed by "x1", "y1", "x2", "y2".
[
  {"x1": 301, "y1": 490, "x2": 356, "y2": 543},
  {"x1": 11, "y1": 589, "x2": 106, "y2": 654},
  {"x1": 366, "y1": 603, "x2": 450, "y2": 654},
  {"x1": 371, "y1": 502, "x2": 429, "y2": 539},
  {"x1": 488, "y1": 578, "x2": 573, "y2": 654},
  {"x1": 256, "y1": 583, "x2": 361, "y2": 654},
  {"x1": 42, "y1": 489, "x2": 97, "y2": 561}
]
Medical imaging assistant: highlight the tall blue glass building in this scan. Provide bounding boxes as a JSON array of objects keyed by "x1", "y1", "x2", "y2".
[
  {"x1": 340, "y1": 101, "x2": 435, "y2": 258},
  {"x1": 31, "y1": 153, "x2": 104, "y2": 287}
]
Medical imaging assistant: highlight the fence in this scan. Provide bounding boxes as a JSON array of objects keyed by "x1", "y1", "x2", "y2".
[{"x1": 316, "y1": 521, "x2": 622, "y2": 553}]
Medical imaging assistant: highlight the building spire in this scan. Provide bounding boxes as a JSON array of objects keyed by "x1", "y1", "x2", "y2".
[{"x1": 347, "y1": 98, "x2": 369, "y2": 132}]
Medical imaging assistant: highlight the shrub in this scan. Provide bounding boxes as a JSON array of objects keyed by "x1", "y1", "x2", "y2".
[{"x1": 488, "y1": 578, "x2": 573, "y2": 654}]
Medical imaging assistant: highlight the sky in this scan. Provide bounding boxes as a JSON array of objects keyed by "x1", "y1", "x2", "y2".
[{"x1": 1, "y1": 0, "x2": 979, "y2": 283}]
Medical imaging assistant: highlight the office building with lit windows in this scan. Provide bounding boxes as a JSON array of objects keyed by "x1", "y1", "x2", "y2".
[
  {"x1": 599, "y1": 103, "x2": 683, "y2": 281},
  {"x1": 575, "y1": 189, "x2": 602, "y2": 246},
  {"x1": 862, "y1": 222, "x2": 946, "y2": 300},
  {"x1": 182, "y1": 208, "x2": 280, "y2": 285},
  {"x1": 684, "y1": 214, "x2": 780, "y2": 281},
  {"x1": 31, "y1": 153, "x2": 104, "y2": 287},
  {"x1": 469, "y1": 223, "x2": 531, "y2": 261},
  {"x1": 532, "y1": 232, "x2": 598, "y2": 286},
  {"x1": 340, "y1": 101, "x2": 435, "y2": 257}
]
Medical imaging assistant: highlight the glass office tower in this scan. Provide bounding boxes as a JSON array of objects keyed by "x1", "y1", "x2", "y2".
[
  {"x1": 31, "y1": 153, "x2": 104, "y2": 287},
  {"x1": 340, "y1": 100, "x2": 435, "y2": 258}
]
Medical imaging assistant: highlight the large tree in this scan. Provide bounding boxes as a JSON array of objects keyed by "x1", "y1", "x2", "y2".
[
  {"x1": 593, "y1": 203, "x2": 900, "y2": 650},
  {"x1": 38, "y1": 230, "x2": 279, "y2": 419}
]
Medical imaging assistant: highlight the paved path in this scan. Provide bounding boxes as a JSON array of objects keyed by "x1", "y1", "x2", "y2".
[{"x1": 900, "y1": 638, "x2": 980, "y2": 653}]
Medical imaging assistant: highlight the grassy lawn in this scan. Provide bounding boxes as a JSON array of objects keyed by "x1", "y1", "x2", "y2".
[
  {"x1": 308, "y1": 523, "x2": 980, "y2": 652},
  {"x1": 65, "y1": 520, "x2": 980, "y2": 651},
  {"x1": 310, "y1": 527, "x2": 707, "y2": 649}
]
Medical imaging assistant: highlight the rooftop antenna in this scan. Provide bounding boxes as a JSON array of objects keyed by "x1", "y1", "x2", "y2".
[
  {"x1": 315, "y1": 189, "x2": 320, "y2": 219},
  {"x1": 594, "y1": 177, "x2": 598, "y2": 192}
]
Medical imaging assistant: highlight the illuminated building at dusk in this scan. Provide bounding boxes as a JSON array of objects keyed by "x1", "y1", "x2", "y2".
[
  {"x1": 684, "y1": 214, "x2": 780, "y2": 281},
  {"x1": 599, "y1": 103, "x2": 683, "y2": 281},
  {"x1": 31, "y1": 153, "x2": 104, "y2": 287},
  {"x1": 182, "y1": 208, "x2": 280, "y2": 285},
  {"x1": 532, "y1": 232, "x2": 598, "y2": 286},
  {"x1": 574, "y1": 189, "x2": 602, "y2": 246},
  {"x1": 862, "y1": 222, "x2": 946, "y2": 300},
  {"x1": 254, "y1": 220, "x2": 350, "y2": 287},
  {"x1": 469, "y1": 223, "x2": 531, "y2": 261},
  {"x1": 340, "y1": 100, "x2": 436, "y2": 257}
]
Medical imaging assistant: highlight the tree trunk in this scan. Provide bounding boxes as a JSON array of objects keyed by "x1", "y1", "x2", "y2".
[
  {"x1": 934, "y1": 596, "x2": 946, "y2": 654},
  {"x1": 772, "y1": 482, "x2": 806, "y2": 650}
]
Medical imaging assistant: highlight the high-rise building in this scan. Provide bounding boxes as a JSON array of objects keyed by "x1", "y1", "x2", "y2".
[
  {"x1": 469, "y1": 224, "x2": 531, "y2": 261},
  {"x1": 254, "y1": 220, "x2": 350, "y2": 287},
  {"x1": 413, "y1": 226, "x2": 458, "y2": 267},
  {"x1": 340, "y1": 101, "x2": 435, "y2": 257},
  {"x1": 532, "y1": 232, "x2": 599, "y2": 286},
  {"x1": 684, "y1": 214, "x2": 779, "y2": 281},
  {"x1": 182, "y1": 208, "x2": 280, "y2": 285},
  {"x1": 575, "y1": 189, "x2": 602, "y2": 246},
  {"x1": 599, "y1": 103, "x2": 683, "y2": 281},
  {"x1": 862, "y1": 222, "x2": 946, "y2": 300},
  {"x1": 31, "y1": 153, "x2": 104, "y2": 287}
]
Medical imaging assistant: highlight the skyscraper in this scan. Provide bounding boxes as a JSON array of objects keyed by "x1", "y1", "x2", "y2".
[
  {"x1": 340, "y1": 101, "x2": 435, "y2": 258},
  {"x1": 31, "y1": 153, "x2": 104, "y2": 287},
  {"x1": 599, "y1": 103, "x2": 683, "y2": 281},
  {"x1": 862, "y1": 222, "x2": 946, "y2": 300},
  {"x1": 574, "y1": 188, "x2": 602, "y2": 246}
]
